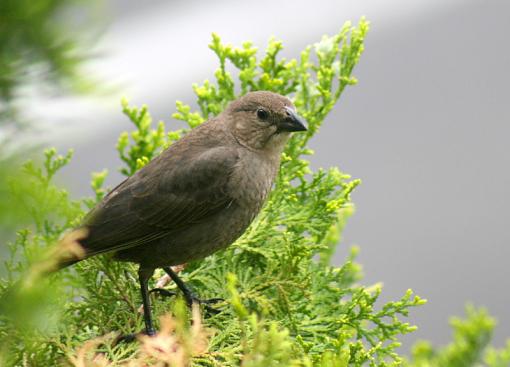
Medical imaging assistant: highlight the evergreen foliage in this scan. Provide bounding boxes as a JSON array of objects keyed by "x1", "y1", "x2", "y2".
[
  {"x1": 0, "y1": 0, "x2": 97, "y2": 126},
  {"x1": 0, "y1": 18, "x2": 508, "y2": 366},
  {"x1": 405, "y1": 306, "x2": 510, "y2": 367},
  {"x1": 0, "y1": 0, "x2": 99, "y2": 224}
]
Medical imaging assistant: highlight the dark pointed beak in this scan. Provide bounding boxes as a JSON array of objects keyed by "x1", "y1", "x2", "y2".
[{"x1": 279, "y1": 106, "x2": 307, "y2": 132}]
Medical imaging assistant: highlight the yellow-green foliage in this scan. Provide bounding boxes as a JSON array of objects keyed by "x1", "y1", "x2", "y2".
[
  {"x1": 0, "y1": 19, "x2": 507, "y2": 367},
  {"x1": 405, "y1": 306, "x2": 510, "y2": 367}
]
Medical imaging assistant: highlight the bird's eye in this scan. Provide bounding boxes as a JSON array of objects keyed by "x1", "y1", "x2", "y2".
[{"x1": 256, "y1": 108, "x2": 269, "y2": 121}]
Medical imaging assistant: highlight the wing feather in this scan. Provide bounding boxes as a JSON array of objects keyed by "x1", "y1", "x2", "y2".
[{"x1": 79, "y1": 144, "x2": 239, "y2": 257}]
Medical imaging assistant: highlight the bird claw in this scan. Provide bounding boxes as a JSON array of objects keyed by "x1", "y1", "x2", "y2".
[
  {"x1": 151, "y1": 287, "x2": 224, "y2": 316},
  {"x1": 203, "y1": 303, "x2": 222, "y2": 316},
  {"x1": 149, "y1": 288, "x2": 177, "y2": 298},
  {"x1": 186, "y1": 294, "x2": 224, "y2": 315}
]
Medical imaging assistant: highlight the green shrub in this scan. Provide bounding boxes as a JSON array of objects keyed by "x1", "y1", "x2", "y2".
[
  {"x1": 0, "y1": 18, "x2": 507, "y2": 367},
  {"x1": 0, "y1": 0, "x2": 97, "y2": 126}
]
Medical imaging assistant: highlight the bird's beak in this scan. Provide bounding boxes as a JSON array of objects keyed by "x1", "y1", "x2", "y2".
[{"x1": 280, "y1": 107, "x2": 307, "y2": 132}]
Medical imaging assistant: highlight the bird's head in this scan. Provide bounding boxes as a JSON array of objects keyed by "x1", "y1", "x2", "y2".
[{"x1": 223, "y1": 91, "x2": 307, "y2": 153}]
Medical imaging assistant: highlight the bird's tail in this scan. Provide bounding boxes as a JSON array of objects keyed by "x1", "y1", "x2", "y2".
[
  {"x1": 0, "y1": 229, "x2": 89, "y2": 327},
  {"x1": 37, "y1": 228, "x2": 89, "y2": 275}
]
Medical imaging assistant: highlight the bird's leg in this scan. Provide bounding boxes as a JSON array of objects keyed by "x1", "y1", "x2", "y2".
[
  {"x1": 162, "y1": 266, "x2": 223, "y2": 314},
  {"x1": 139, "y1": 267, "x2": 157, "y2": 335},
  {"x1": 115, "y1": 267, "x2": 156, "y2": 344}
]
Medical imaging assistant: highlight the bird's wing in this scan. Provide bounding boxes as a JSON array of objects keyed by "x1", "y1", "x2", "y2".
[{"x1": 80, "y1": 145, "x2": 239, "y2": 256}]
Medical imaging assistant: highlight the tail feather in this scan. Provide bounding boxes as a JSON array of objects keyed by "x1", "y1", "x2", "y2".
[{"x1": 41, "y1": 228, "x2": 89, "y2": 275}]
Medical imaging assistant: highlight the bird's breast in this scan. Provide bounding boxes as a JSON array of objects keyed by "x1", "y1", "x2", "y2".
[{"x1": 230, "y1": 152, "x2": 278, "y2": 212}]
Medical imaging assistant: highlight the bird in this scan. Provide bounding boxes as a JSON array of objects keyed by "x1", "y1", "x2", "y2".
[{"x1": 60, "y1": 91, "x2": 307, "y2": 337}]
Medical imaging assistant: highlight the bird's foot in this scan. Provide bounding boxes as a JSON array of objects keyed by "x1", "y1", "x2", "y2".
[
  {"x1": 146, "y1": 288, "x2": 223, "y2": 315},
  {"x1": 114, "y1": 328, "x2": 156, "y2": 345},
  {"x1": 160, "y1": 266, "x2": 223, "y2": 315},
  {"x1": 184, "y1": 292, "x2": 224, "y2": 315},
  {"x1": 149, "y1": 288, "x2": 177, "y2": 298}
]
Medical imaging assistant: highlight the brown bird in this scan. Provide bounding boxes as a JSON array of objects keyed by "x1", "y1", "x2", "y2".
[{"x1": 63, "y1": 91, "x2": 307, "y2": 337}]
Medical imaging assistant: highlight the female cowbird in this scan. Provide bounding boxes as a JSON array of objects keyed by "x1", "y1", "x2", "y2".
[{"x1": 62, "y1": 91, "x2": 307, "y2": 336}]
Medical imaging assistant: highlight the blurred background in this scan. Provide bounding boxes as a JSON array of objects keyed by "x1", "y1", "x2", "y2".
[{"x1": 2, "y1": 0, "x2": 509, "y2": 350}]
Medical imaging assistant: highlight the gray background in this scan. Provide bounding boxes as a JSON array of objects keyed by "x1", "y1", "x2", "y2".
[{"x1": 25, "y1": 0, "x2": 509, "y2": 349}]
